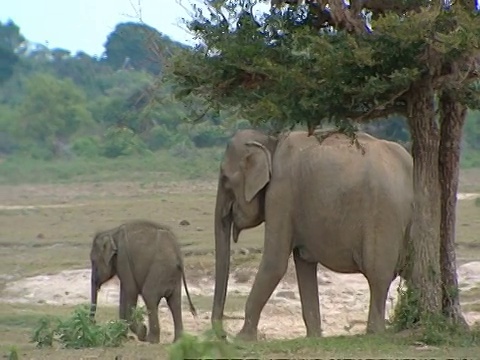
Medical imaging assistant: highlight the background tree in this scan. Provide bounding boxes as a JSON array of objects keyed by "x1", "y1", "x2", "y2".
[
  {"x1": 171, "y1": 0, "x2": 480, "y2": 328},
  {"x1": 0, "y1": 20, "x2": 24, "y2": 84},
  {"x1": 103, "y1": 22, "x2": 186, "y2": 75},
  {"x1": 15, "y1": 73, "x2": 93, "y2": 157}
]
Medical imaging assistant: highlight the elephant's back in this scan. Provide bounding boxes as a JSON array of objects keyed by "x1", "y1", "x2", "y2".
[
  {"x1": 275, "y1": 129, "x2": 413, "y2": 218},
  {"x1": 123, "y1": 220, "x2": 182, "y2": 265},
  {"x1": 278, "y1": 130, "x2": 412, "y2": 183}
]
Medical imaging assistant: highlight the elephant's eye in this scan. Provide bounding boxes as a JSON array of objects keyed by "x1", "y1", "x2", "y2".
[{"x1": 222, "y1": 174, "x2": 232, "y2": 189}]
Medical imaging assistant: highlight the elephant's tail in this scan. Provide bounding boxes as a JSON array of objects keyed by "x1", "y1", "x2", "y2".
[{"x1": 181, "y1": 266, "x2": 198, "y2": 318}]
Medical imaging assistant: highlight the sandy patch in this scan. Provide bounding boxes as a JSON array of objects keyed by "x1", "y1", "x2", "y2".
[
  {"x1": 3, "y1": 262, "x2": 480, "y2": 342},
  {"x1": 457, "y1": 193, "x2": 480, "y2": 201}
]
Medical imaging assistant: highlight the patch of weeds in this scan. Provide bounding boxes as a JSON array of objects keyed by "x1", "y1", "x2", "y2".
[
  {"x1": 391, "y1": 281, "x2": 420, "y2": 332},
  {"x1": 168, "y1": 329, "x2": 237, "y2": 360},
  {"x1": 31, "y1": 304, "x2": 128, "y2": 349},
  {"x1": 7, "y1": 346, "x2": 19, "y2": 360},
  {"x1": 391, "y1": 281, "x2": 480, "y2": 346},
  {"x1": 131, "y1": 305, "x2": 147, "y2": 325}
]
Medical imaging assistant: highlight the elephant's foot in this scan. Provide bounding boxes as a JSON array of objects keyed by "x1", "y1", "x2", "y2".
[
  {"x1": 365, "y1": 323, "x2": 385, "y2": 335},
  {"x1": 305, "y1": 329, "x2": 322, "y2": 338},
  {"x1": 172, "y1": 332, "x2": 183, "y2": 343},
  {"x1": 212, "y1": 323, "x2": 228, "y2": 340},
  {"x1": 135, "y1": 323, "x2": 148, "y2": 342},
  {"x1": 146, "y1": 333, "x2": 160, "y2": 344},
  {"x1": 235, "y1": 328, "x2": 258, "y2": 342}
]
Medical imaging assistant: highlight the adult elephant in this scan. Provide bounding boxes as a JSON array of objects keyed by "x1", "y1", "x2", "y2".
[{"x1": 211, "y1": 129, "x2": 413, "y2": 341}]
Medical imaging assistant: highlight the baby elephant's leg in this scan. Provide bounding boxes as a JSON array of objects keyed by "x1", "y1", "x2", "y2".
[
  {"x1": 167, "y1": 284, "x2": 184, "y2": 342},
  {"x1": 120, "y1": 284, "x2": 146, "y2": 341},
  {"x1": 143, "y1": 294, "x2": 161, "y2": 344}
]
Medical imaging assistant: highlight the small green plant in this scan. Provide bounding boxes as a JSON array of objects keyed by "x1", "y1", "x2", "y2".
[
  {"x1": 32, "y1": 316, "x2": 57, "y2": 348},
  {"x1": 7, "y1": 346, "x2": 19, "y2": 360},
  {"x1": 391, "y1": 281, "x2": 420, "y2": 332},
  {"x1": 168, "y1": 329, "x2": 237, "y2": 360},
  {"x1": 130, "y1": 305, "x2": 147, "y2": 325},
  {"x1": 31, "y1": 305, "x2": 129, "y2": 349}
]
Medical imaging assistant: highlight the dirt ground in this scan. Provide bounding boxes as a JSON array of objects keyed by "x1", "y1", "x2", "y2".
[
  {"x1": 2, "y1": 173, "x2": 480, "y2": 354},
  {"x1": 4, "y1": 261, "x2": 480, "y2": 343}
]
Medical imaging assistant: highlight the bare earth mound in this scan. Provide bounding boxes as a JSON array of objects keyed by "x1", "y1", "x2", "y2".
[{"x1": 3, "y1": 262, "x2": 480, "y2": 342}]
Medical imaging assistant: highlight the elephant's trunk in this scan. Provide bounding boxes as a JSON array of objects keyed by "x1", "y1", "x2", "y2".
[
  {"x1": 90, "y1": 265, "x2": 98, "y2": 320},
  {"x1": 211, "y1": 179, "x2": 232, "y2": 333}
]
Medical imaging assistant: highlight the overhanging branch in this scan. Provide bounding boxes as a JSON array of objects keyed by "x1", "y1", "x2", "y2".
[{"x1": 345, "y1": 103, "x2": 407, "y2": 122}]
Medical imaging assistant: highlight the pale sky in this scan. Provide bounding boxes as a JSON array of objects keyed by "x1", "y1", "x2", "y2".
[{"x1": 1, "y1": 0, "x2": 199, "y2": 57}]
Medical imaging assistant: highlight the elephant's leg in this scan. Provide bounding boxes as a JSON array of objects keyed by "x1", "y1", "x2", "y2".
[
  {"x1": 122, "y1": 288, "x2": 146, "y2": 341},
  {"x1": 143, "y1": 295, "x2": 161, "y2": 344},
  {"x1": 166, "y1": 284, "x2": 184, "y2": 343},
  {"x1": 119, "y1": 285, "x2": 127, "y2": 321},
  {"x1": 293, "y1": 249, "x2": 321, "y2": 338},
  {"x1": 237, "y1": 209, "x2": 293, "y2": 341},
  {"x1": 365, "y1": 275, "x2": 392, "y2": 334}
]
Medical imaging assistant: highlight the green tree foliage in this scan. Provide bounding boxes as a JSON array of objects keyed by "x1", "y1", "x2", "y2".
[
  {"x1": 173, "y1": 0, "x2": 479, "y2": 132},
  {"x1": 15, "y1": 73, "x2": 94, "y2": 157},
  {"x1": 0, "y1": 19, "x2": 25, "y2": 50},
  {"x1": 104, "y1": 22, "x2": 183, "y2": 75},
  {"x1": 101, "y1": 126, "x2": 150, "y2": 158},
  {"x1": 0, "y1": 20, "x2": 24, "y2": 84},
  {"x1": 51, "y1": 50, "x2": 114, "y2": 97}
]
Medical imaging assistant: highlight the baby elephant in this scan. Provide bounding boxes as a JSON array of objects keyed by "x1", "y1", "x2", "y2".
[{"x1": 89, "y1": 219, "x2": 197, "y2": 343}]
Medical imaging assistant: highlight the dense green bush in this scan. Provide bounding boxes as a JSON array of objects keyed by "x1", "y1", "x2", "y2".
[
  {"x1": 146, "y1": 124, "x2": 180, "y2": 150},
  {"x1": 190, "y1": 121, "x2": 230, "y2": 148},
  {"x1": 71, "y1": 135, "x2": 101, "y2": 158},
  {"x1": 31, "y1": 305, "x2": 129, "y2": 349},
  {"x1": 101, "y1": 127, "x2": 150, "y2": 158}
]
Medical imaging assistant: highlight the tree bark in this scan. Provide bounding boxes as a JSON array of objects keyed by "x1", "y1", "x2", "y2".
[
  {"x1": 407, "y1": 78, "x2": 442, "y2": 320},
  {"x1": 438, "y1": 90, "x2": 469, "y2": 328}
]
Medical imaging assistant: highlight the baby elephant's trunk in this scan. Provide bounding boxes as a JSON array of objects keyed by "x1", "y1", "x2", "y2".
[
  {"x1": 90, "y1": 266, "x2": 98, "y2": 320},
  {"x1": 181, "y1": 266, "x2": 197, "y2": 317}
]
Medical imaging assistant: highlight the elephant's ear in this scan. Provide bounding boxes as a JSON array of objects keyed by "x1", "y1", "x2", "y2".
[
  {"x1": 243, "y1": 141, "x2": 272, "y2": 203},
  {"x1": 101, "y1": 234, "x2": 117, "y2": 265}
]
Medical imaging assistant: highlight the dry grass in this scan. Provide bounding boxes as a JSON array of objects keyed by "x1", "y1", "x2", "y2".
[
  {"x1": 1, "y1": 167, "x2": 480, "y2": 358},
  {"x1": 0, "y1": 182, "x2": 265, "y2": 284}
]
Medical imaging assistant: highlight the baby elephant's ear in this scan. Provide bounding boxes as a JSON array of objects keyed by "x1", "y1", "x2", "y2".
[{"x1": 101, "y1": 234, "x2": 117, "y2": 265}]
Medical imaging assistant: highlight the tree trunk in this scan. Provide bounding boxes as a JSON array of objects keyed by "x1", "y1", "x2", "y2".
[
  {"x1": 407, "y1": 79, "x2": 442, "y2": 320},
  {"x1": 438, "y1": 90, "x2": 469, "y2": 328}
]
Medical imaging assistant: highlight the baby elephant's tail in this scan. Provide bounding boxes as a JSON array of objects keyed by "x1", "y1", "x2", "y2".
[{"x1": 181, "y1": 266, "x2": 198, "y2": 318}]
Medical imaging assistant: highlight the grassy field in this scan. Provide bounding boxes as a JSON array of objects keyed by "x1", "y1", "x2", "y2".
[{"x1": 1, "y1": 156, "x2": 480, "y2": 358}]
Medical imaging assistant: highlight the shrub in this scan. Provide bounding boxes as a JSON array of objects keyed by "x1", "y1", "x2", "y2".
[
  {"x1": 71, "y1": 136, "x2": 101, "y2": 158},
  {"x1": 190, "y1": 121, "x2": 229, "y2": 148},
  {"x1": 146, "y1": 125, "x2": 193, "y2": 151},
  {"x1": 31, "y1": 305, "x2": 129, "y2": 349},
  {"x1": 168, "y1": 138, "x2": 196, "y2": 159},
  {"x1": 101, "y1": 126, "x2": 150, "y2": 158},
  {"x1": 168, "y1": 329, "x2": 236, "y2": 360}
]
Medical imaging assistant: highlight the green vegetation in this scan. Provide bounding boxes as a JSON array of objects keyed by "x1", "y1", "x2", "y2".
[
  {"x1": 31, "y1": 305, "x2": 130, "y2": 349},
  {"x1": 168, "y1": 330, "x2": 237, "y2": 359},
  {"x1": 0, "y1": 20, "x2": 248, "y2": 164},
  {"x1": 0, "y1": 147, "x2": 223, "y2": 185},
  {"x1": 1, "y1": 16, "x2": 479, "y2": 176}
]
